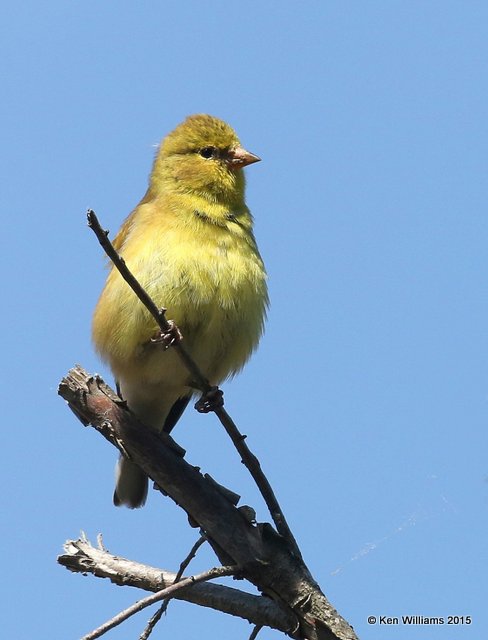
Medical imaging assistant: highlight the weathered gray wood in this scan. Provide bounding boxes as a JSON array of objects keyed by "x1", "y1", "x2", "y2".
[{"x1": 58, "y1": 365, "x2": 358, "y2": 640}]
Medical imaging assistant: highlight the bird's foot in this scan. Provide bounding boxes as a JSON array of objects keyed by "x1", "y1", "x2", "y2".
[
  {"x1": 195, "y1": 386, "x2": 224, "y2": 413},
  {"x1": 150, "y1": 321, "x2": 183, "y2": 350}
]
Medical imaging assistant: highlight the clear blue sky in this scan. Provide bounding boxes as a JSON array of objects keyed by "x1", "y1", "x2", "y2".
[{"x1": 2, "y1": 2, "x2": 486, "y2": 638}]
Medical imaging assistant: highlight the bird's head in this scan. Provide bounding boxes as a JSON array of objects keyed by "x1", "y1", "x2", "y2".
[{"x1": 151, "y1": 114, "x2": 260, "y2": 204}]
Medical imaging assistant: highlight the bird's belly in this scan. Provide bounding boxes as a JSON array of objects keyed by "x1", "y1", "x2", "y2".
[
  {"x1": 139, "y1": 245, "x2": 266, "y2": 386},
  {"x1": 142, "y1": 284, "x2": 263, "y2": 386},
  {"x1": 97, "y1": 225, "x2": 267, "y2": 398}
]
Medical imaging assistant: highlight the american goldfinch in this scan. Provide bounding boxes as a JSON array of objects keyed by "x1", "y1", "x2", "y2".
[{"x1": 92, "y1": 114, "x2": 268, "y2": 508}]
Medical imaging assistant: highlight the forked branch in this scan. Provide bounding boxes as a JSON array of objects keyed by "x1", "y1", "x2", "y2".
[
  {"x1": 59, "y1": 535, "x2": 297, "y2": 633},
  {"x1": 58, "y1": 366, "x2": 358, "y2": 640},
  {"x1": 56, "y1": 209, "x2": 359, "y2": 640},
  {"x1": 81, "y1": 564, "x2": 238, "y2": 640}
]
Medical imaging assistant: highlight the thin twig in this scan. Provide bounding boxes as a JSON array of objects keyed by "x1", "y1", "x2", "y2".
[
  {"x1": 249, "y1": 625, "x2": 263, "y2": 640},
  {"x1": 214, "y1": 406, "x2": 301, "y2": 559},
  {"x1": 87, "y1": 209, "x2": 301, "y2": 559},
  {"x1": 81, "y1": 565, "x2": 237, "y2": 640},
  {"x1": 139, "y1": 535, "x2": 207, "y2": 640},
  {"x1": 176, "y1": 535, "x2": 208, "y2": 583},
  {"x1": 87, "y1": 209, "x2": 206, "y2": 391}
]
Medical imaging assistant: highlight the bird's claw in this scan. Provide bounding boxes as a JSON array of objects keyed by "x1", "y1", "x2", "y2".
[
  {"x1": 195, "y1": 387, "x2": 224, "y2": 413},
  {"x1": 150, "y1": 321, "x2": 183, "y2": 350}
]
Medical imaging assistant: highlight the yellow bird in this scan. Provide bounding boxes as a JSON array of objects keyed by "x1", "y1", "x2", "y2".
[{"x1": 92, "y1": 114, "x2": 268, "y2": 508}]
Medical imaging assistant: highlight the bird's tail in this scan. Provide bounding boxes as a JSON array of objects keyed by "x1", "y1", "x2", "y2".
[
  {"x1": 113, "y1": 456, "x2": 148, "y2": 508},
  {"x1": 111, "y1": 385, "x2": 191, "y2": 508}
]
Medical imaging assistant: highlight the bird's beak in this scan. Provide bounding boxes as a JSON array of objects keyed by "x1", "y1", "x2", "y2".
[{"x1": 227, "y1": 146, "x2": 261, "y2": 169}]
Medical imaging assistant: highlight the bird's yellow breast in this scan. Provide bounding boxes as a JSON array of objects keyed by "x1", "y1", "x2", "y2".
[{"x1": 92, "y1": 196, "x2": 268, "y2": 388}]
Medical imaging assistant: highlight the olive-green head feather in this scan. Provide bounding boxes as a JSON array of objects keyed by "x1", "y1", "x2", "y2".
[{"x1": 150, "y1": 114, "x2": 260, "y2": 203}]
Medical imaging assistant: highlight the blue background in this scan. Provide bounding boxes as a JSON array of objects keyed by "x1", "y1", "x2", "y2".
[{"x1": 2, "y1": 2, "x2": 486, "y2": 638}]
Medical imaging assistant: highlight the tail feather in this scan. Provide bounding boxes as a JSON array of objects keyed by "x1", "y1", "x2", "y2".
[
  {"x1": 112, "y1": 383, "x2": 191, "y2": 508},
  {"x1": 113, "y1": 456, "x2": 148, "y2": 509}
]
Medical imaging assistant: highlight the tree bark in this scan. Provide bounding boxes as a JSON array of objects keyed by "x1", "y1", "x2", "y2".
[
  {"x1": 59, "y1": 535, "x2": 298, "y2": 633},
  {"x1": 58, "y1": 365, "x2": 358, "y2": 640}
]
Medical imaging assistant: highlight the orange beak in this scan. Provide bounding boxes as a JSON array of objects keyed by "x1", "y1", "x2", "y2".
[{"x1": 226, "y1": 146, "x2": 261, "y2": 169}]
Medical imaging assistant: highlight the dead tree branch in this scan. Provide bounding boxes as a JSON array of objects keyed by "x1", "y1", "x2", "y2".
[
  {"x1": 59, "y1": 535, "x2": 296, "y2": 633},
  {"x1": 139, "y1": 535, "x2": 207, "y2": 639},
  {"x1": 81, "y1": 564, "x2": 238, "y2": 640},
  {"x1": 58, "y1": 366, "x2": 358, "y2": 640}
]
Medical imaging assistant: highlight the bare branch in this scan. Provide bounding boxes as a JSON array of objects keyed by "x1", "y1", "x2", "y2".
[
  {"x1": 249, "y1": 625, "x2": 264, "y2": 640},
  {"x1": 59, "y1": 536, "x2": 297, "y2": 633},
  {"x1": 58, "y1": 367, "x2": 358, "y2": 640},
  {"x1": 139, "y1": 604, "x2": 162, "y2": 640},
  {"x1": 82, "y1": 565, "x2": 238, "y2": 640},
  {"x1": 139, "y1": 535, "x2": 207, "y2": 640},
  {"x1": 87, "y1": 209, "x2": 299, "y2": 556}
]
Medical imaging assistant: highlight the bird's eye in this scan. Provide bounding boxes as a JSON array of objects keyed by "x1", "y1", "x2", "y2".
[{"x1": 199, "y1": 146, "x2": 217, "y2": 159}]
